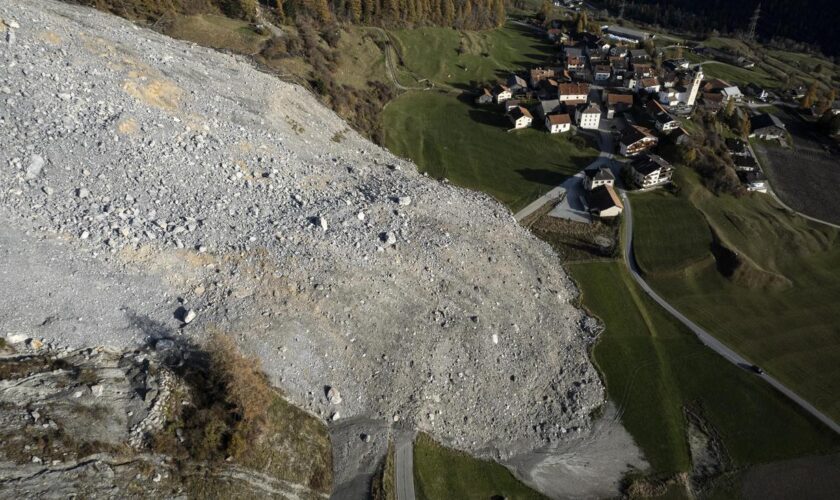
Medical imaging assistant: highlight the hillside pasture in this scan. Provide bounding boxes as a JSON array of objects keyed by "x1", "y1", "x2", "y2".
[
  {"x1": 389, "y1": 23, "x2": 555, "y2": 88},
  {"x1": 570, "y1": 260, "x2": 840, "y2": 476},
  {"x1": 632, "y1": 169, "x2": 840, "y2": 422},
  {"x1": 631, "y1": 190, "x2": 714, "y2": 275},
  {"x1": 383, "y1": 91, "x2": 597, "y2": 211}
]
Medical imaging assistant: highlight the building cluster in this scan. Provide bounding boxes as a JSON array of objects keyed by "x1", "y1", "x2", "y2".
[{"x1": 474, "y1": 22, "x2": 702, "y2": 149}]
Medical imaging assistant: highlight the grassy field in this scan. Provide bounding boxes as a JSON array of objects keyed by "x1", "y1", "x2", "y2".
[
  {"x1": 413, "y1": 433, "x2": 546, "y2": 500},
  {"x1": 389, "y1": 23, "x2": 555, "y2": 88},
  {"x1": 568, "y1": 260, "x2": 840, "y2": 475},
  {"x1": 700, "y1": 61, "x2": 776, "y2": 88},
  {"x1": 631, "y1": 192, "x2": 713, "y2": 274},
  {"x1": 163, "y1": 14, "x2": 270, "y2": 55},
  {"x1": 631, "y1": 168, "x2": 840, "y2": 422},
  {"x1": 383, "y1": 91, "x2": 597, "y2": 211}
]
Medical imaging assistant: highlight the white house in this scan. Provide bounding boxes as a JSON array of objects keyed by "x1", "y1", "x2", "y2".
[
  {"x1": 558, "y1": 83, "x2": 590, "y2": 103},
  {"x1": 594, "y1": 65, "x2": 612, "y2": 82},
  {"x1": 585, "y1": 185, "x2": 624, "y2": 218},
  {"x1": 583, "y1": 166, "x2": 615, "y2": 190},
  {"x1": 637, "y1": 77, "x2": 661, "y2": 94},
  {"x1": 545, "y1": 114, "x2": 572, "y2": 134},
  {"x1": 508, "y1": 106, "x2": 533, "y2": 129},
  {"x1": 493, "y1": 84, "x2": 512, "y2": 104},
  {"x1": 577, "y1": 103, "x2": 602, "y2": 130},
  {"x1": 628, "y1": 154, "x2": 674, "y2": 188},
  {"x1": 721, "y1": 86, "x2": 744, "y2": 102}
]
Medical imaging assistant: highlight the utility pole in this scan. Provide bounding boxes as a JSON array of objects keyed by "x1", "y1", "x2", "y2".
[{"x1": 747, "y1": 3, "x2": 761, "y2": 41}]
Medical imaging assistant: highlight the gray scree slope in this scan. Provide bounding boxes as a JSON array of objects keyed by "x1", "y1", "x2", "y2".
[{"x1": 0, "y1": 0, "x2": 604, "y2": 461}]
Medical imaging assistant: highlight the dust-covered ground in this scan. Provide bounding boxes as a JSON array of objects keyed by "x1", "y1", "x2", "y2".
[{"x1": 0, "y1": 1, "x2": 649, "y2": 496}]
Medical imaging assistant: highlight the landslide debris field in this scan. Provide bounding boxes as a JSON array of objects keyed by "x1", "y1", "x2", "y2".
[{"x1": 0, "y1": 0, "x2": 614, "y2": 492}]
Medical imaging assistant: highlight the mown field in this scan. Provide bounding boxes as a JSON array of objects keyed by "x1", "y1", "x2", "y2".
[
  {"x1": 389, "y1": 23, "x2": 554, "y2": 88},
  {"x1": 631, "y1": 192, "x2": 713, "y2": 274},
  {"x1": 631, "y1": 169, "x2": 840, "y2": 422},
  {"x1": 568, "y1": 259, "x2": 840, "y2": 477},
  {"x1": 413, "y1": 433, "x2": 545, "y2": 500},
  {"x1": 383, "y1": 91, "x2": 598, "y2": 211}
]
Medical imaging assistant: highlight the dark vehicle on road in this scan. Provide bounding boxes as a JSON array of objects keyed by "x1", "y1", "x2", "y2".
[{"x1": 751, "y1": 365, "x2": 764, "y2": 374}]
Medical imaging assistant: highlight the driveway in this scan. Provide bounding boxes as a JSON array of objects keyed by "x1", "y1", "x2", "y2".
[{"x1": 515, "y1": 120, "x2": 622, "y2": 223}]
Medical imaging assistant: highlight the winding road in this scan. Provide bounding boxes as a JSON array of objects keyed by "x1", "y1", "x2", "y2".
[
  {"x1": 512, "y1": 119, "x2": 840, "y2": 434},
  {"x1": 619, "y1": 191, "x2": 840, "y2": 434}
]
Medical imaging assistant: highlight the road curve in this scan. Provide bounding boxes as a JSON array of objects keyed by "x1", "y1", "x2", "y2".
[
  {"x1": 394, "y1": 432, "x2": 416, "y2": 500},
  {"x1": 619, "y1": 191, "x2": 840, "y2": 434}
]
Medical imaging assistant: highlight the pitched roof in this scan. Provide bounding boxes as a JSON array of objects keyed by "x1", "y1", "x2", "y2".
[
  {"x1": 640, "y1": 77, "x2": 659, "y2": 87},
  {"x1": 509, "y1": 106, "x2": 533, "y2": 120},
  {"x1": 547, "y1": 114, "x2": 572, "y2": 125},
  {"x1": 621, "y1": 125, "x2": 655, "y2": 145},
  {"x1": 605, "y1": 25, "x2": 650, "y2": 39},
  {"x1": 750, "y1": 113, "x2": 786, "y2": 131},
  {"x1": 584, "y1": 166, "x2": 615, "y2": 181},
  {"x1": 538, "y1": 99, "x2": 561, "y2": 114},
  {"x1": 586, "y1": 185, "x2": 624, "y2": 212},
  {"x1": 581, "y1": 103, "x2": 602, "y2": 115},
  {"x1": 630, "y1": 154, "x2": 672, "y2": 175},
  {"x1": 607, "y1": 93, "x2": 634, "y2": 105},
  {"x1": 558, "y1": 83, "x2": 591, "y2": 96}
]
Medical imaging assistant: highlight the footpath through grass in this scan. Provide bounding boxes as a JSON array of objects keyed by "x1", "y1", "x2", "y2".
[
  {"x1": 632, "y1": 169, "x2": 840, "y2": 422},
  {"x1": 383, "y1": 91, "x2": 597, "y2": 211},
  {"x1": 568, "y1": 260, "x2": 840, "y2": 475},
  {"x1": 413, "y1": 433, "x2": 545, "y2": 500}
]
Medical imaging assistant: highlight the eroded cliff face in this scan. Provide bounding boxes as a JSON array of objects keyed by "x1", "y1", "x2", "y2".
[
  {"x1": 0, "y1": 0, "x2": 603, "y2": 479},
  {"x1": 0, "y1": 338, "x2": 333, "y2": 498}
]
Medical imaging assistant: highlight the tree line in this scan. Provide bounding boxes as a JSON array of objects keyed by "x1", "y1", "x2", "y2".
[
  {"x1": 233, "y1": 0, "x2": 506, "y2": 29},
  {"x1": 596, "y1": 0, "x2": 840, "y2": 57}
]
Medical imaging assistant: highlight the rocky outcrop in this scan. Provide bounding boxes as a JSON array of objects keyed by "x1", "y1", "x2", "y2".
[{"x1": 0, "y1": 0, "x2": 603, "y2": 474}]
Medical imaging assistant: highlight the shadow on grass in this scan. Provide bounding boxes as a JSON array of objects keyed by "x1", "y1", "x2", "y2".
[
  {"x1": 516, "y1": 168, "x2": 571, "y2": 187},
  {"x1": 468, "y1": 109, "x2": 510, "y2": 128}
]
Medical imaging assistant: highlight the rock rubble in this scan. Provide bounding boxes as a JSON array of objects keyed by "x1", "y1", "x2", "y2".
[{"x1": 0, "y1": 0, "x2": 604, "y2": 463}]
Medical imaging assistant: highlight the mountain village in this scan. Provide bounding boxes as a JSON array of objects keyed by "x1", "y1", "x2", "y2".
[{"x1": 474, "y1": 19, "x2": 791, "y2": 220}]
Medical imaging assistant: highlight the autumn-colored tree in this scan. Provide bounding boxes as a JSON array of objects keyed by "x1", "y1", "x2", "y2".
[
  {"x1": 674, "y1": 45, "x2": 683, "y2": 58},
  {"x1": 461, "y1": 0, "x2": 473, "y2": 28},
  {"x1": 538, "y1": 0, "x2": 551, "y2": 21},
  {"x1": 740, "y1": 114, "x2": 752, "y2": 138},
  {"x1": 313, "y1": 0, "x2": 332, "y2": 22},
  {"x1": 724, "y1": 97, "x2": 735, "y2": 117},
  {"x1": 681, "y1": 147, "x2": 698, "y2": 165},
  {"x1": 493, "y1": 0, "x2": 505, "y2": 27},
  {"x1": 443, "y1": 0, "x2": 454, "y2": 25},
  {"x1": 801, "y1": 81, "x2": 818, "y2": 108},
  {"x1": 349, "y1": 0, "x2": 362, "y2": 22}
]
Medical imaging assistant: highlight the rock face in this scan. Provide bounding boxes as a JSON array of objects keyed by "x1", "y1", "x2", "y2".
[
  {"x1": 0, "y1": 341, "x2": 331, "y2": 498},
  {"x1": 0, "y1": 0, "x2": 603, "y2": 466}
]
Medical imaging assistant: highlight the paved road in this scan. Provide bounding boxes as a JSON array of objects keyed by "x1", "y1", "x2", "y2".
[
  {"x1": 394, "y1": 432, "x2": 416, "y2": 500},
  {"x1": 620, "y1": 191, "x2": 840, "y2": 435}
]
